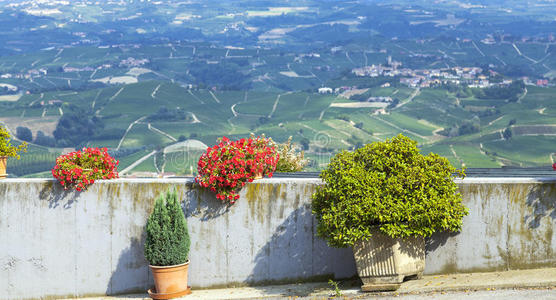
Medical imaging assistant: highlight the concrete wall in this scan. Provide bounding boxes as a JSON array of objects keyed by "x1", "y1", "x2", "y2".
[
  {"x1": 426, "y1": 178, "x2": 556, "y2": 274},
  {"x1": 0, "y1": 177, "x2": 555, "y2": 299}
]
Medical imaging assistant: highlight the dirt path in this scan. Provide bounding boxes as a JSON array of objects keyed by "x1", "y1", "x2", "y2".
[
  {"x1": 512, "y1": 43, "x2": 538, "y2": 63},
  {"x1": 488, "y1": 116, "x2": 504, "y2": 126},
  {"x1": 209, "y1": 90, "x2": 221, "y2": 104},
  {"x1": 517, "y1": 87, "x2": 528, "y2": 103},
  {"x1": 190, "y1": 112, "x2": 201, "y2": 123},
  {"x1": 268, "y1": 94, "x2": 281, "y2": 118},
  {"x1": 393, "y1": 88, "x2": 420, "y2": 110},
  {"x1": 151, "y1": 84, "x2": 161, "y2": 99},
  {"x1": 231, "y1": 103, "x2": 239, "y2": 117},
  {"x1": 268, "y1": 92, "x2": 292, "y2": 118},
  {"x1": 110, "y1": 87, "x2": 124, "y2": 101},
  {"x1": 28, "y1": 93, "x2": 44, "y2": 107},
  {"x1": 345, "y1": 51, "x2": 356, "y2": 66},
  {"x1": 472, "y1": 41, "x2": 485, "y2": 57},
  {"x1": 318, "y1": 107, "x2": 328, "y2": 120},
  {"x1": 187, "y1": 90, "x2": 205, "y2": 104},
  {"x1": 363, "y1": 51, "x2": 368, "y2": 66},
  {"x1": 90, "y1": 69, "x2": 98, "y2": 79},
  {"x1": 91, "y1": 90, "x2": 101, "y2": 110},
  {"x1": 120, "y1": 150, "x2": 157, "y2": 175},
  {"x1": 298, "y1": 96, "x2": 311, "y2": 119},
  {"x1": 148, "y1": 123, "x2": 177, "y2": 142},
  {"x1": 117, "y1": 116, "x2": 146, "y2": 150},
  {"x1": 371, "y1": 115, "x2": 427, "y2": 140},
  {"x1": 450, "y1": 144, "x2": 465, "y2": 167},
  {"x1": 494, "y1": 55, "x2": 507, "y2": 66},
  {"x1": 96, "y1": 87, "x2": 125, "y2": 115}
]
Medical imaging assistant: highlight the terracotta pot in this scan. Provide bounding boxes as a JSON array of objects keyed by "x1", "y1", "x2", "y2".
[
  {"x1": 353, "y1": 228, "x2": 424, "y2": 292},
  {"x1": 254, "y1": 171, "x2": 263, "y2": 179},
  {"x1": 0, "y1": 156, "x2": 7, "y2": 179},
  {"x1": 149, "y1": 261, "x2": 190, "y2": 298}
]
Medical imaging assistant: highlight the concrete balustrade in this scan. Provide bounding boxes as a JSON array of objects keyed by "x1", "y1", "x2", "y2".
[{"x1": 0, "y1": 177, "x2": 554, "y2": 299}]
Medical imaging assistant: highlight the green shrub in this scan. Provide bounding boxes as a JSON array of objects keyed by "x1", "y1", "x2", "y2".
[
  {"x1": 144, "y1": 188, "x2": 190, "y2": 266},
  {"x1": 0, "y1": 126, "x2": 27, "y2": 158},
  {"x1": 312, "y1": 134, "x2": 467, "y2": 248}
]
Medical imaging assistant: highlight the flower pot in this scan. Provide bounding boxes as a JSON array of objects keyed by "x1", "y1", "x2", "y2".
[
  {"x1": 0, "y1": 156, "x2": 7, "y2": 179},
  {"x1": 353, "y1": 229, "x2": 425, "y2": 292},
  {"x1": 254, "y1": 172, "x2": 263, "y2": 179},
  {"x1": 148, "y1": 261, "x2": 191, "y2": 299}
]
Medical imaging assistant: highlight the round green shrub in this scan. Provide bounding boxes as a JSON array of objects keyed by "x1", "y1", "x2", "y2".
[
  {"x1": 312, "y1": 134, "x2": 468, "y2": 248},
  {"x1": 144, "y1": 188, "x2": 190, "y2": 266}
]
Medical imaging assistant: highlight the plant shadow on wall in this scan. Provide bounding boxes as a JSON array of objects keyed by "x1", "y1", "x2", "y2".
[
  {"x1": 184, "y1": 184, "x2": 229, "y2": 220},
  {"x1": 425, "y1": 231, "x2": 460, "y2": 253},
  {"x1": 525, "y1": 185, "x2": 556, "y2": 229},
  {"x1": 107, "y1": 236, "x2": 150, "y2": 296},
  {"x1": 245, "y1": 205, "x2": 354, "y2": 297},
  {"x1": 39, "y1": 181, "x2": 79, "y2": 209}
]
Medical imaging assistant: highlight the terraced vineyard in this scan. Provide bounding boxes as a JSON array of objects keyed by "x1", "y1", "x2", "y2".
[
  {"x1": 3, "y1": 80, "x2": 556, "y2": 177},
  {"x1": 2, "y1": 0, "x2": 556, "y2": 176}
]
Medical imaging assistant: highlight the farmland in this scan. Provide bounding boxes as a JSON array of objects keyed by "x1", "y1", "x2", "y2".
[{"x1": 1, "y1": 0, "x2": 556, "y2": 176}]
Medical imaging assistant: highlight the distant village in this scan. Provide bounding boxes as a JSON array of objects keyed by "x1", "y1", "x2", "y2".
[
  {"x1": 316, "y1": 55, "x2": 551, "y2": 104},
  {"x1": 349, "y1": 56, "x2": 550, "y2": 89}
]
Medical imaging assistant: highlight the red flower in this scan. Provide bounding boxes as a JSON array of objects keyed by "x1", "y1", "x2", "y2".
[
  {"x1": 51, "y1": 147, "x2": 118, "y2": 191},
  {"x1": 195, "y1": 135, "x2": 278, "y2": 204}
]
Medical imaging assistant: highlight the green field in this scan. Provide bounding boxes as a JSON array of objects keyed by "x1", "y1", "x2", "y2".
[{"x1": 2, "y1": 0, "x2": 556, "y2": 176}]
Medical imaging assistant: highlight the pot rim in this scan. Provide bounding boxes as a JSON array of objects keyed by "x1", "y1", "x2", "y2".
[{"x1": 149, "y1": 260, "x2": 190, "y2": 269}]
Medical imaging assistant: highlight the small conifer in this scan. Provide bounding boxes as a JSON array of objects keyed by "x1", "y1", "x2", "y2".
[{"x1": 144, "y1": 188, "x2": 190, "y2": 266}]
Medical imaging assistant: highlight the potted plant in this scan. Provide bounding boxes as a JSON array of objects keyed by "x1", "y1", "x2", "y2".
[
  {"x1": 312, "y1": 134, "x2": 467, "y2": 291},
  {"x1": 195, "y1": 135, "x2": 278, "y2": 204},
  {"x1": 0, "y1": 125, "x2": 27, "y2": 179},
  {"x1": 51, "y1": 147, "x2": 119, "y2": 191},
  {"x1": 144, "y1": 188, "x2": 191, "y2": 299}
]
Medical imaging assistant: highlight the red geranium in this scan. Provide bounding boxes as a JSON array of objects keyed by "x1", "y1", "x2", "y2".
[
  {"x1": 52, "y1": 147, "x2": 119, "y2": 191},
  {"x1": 195, "y1": 136, "x2": 278, "y2": 204}
]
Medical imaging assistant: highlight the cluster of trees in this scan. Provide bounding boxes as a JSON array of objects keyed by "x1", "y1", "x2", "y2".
[
  {"x1": 15, "y1": 127, "x2": 56, "y2": 147},
  {"x1": 440, "y1": 116, "x2": 481, "y2": 137},
  {"x1": 16, "y1": 126, "x2": 32, "y2": 142},
  {"x1": 0, "y1": 86, "x2": 17, "y2": 95},
  {"x1": 25, "y1": 81, "x2": 106, "y2": 95},
  {"x1": 474, "y1": 80, "x2": 525, "y2": 100},
  {"x1": 503, "y1": 119, "x2": 516, "y2": 140},
  {"x1": 189, "y1": 61, "x2": 250, "y2": 90},
  {"x1": 147, "y1": 106, "x2": 190, "y2": 122},
  {"x1": 178, "y1": 133, "x2": 198, "y2": 142},
  {"x1": 53, "y1": 105, "x2": 105, "y2": 147}
]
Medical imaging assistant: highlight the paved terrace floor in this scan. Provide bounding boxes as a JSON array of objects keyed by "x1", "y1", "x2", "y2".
[{"x1": 75, "y1": 268, "x2": 556, "y2": 299}]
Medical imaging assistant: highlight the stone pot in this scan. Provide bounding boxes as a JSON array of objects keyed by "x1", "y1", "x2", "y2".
[
  {"x1": 0, "y1": 156, "x2": 7, "y2": 179},
  {"x1": 148, "y1": 261, "x2": 190, "y2": 299},
  {"x1": 353, "y1": 229, "x2": 425, "y2": 292}
]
